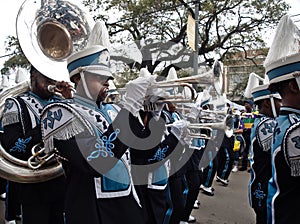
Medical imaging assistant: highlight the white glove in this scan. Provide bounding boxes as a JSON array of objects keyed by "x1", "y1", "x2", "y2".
[
  {"x1": 143, "y1": 87, "x2": 170, "y2": 120},
  {"x1": 123, "y1": 75, "x2": 155, "y2": 116},
  {"x1": 187, "y1": 101, "x2": 202, "y2": 121},
  {"x1": 145, "y1": 86, "x2": 170, "y2": 104},
  {"x1": 170, "y1": 120, "x2": 191, "y2": 145}
]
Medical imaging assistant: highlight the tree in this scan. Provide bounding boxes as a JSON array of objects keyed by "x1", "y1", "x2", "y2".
[
  {"x1": 1, "y1": 36, "x2": 29, "y2": 75},
  {"x1": 82, "y1": 0, "x2": 289, "y2": 77},
  {"x1": 1, "y1": 0, "x2": 290, "y2": 85}
]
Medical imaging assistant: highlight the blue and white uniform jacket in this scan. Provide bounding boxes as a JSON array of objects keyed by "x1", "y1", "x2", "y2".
[
  {"x1": 41, "y1": 95, "x2": 139, "y2": 202},
  {"x1": 0, "y1": 92, "x2": 65, "y2": 204},
  {"x1": 248, "y1": 114, "x2": 275, "y2": 210},
  {"x1": 1, "y1": 91, "x2": 62, "y2": 160},
  {"x1": 130, "y1": 111, "x2": 181, "y2": 190},
  {"x1": 267, "y1": 107, "x2": 300, "y2": 224}
]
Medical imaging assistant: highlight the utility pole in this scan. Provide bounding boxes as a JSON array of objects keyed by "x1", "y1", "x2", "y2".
[{"x1": 193, "y1": 0, "x2": 200, "y2": 84}]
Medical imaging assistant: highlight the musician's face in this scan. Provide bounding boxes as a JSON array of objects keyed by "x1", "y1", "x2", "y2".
[
  {"x1": 31, "y1": 70, "x2": 56, "y2": 99},
  {"x1": 85, "y1": 73, "x2": 110, "y2": 103}
]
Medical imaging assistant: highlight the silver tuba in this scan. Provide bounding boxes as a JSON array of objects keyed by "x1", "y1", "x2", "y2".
[
  {"x1": 16, "y1": 0, "x2": 92, "y2": 82},
  {"x1": 0, "y1": 81, "x2": 63, "y2": 183},
  {"x1": 0, "y1": 0, "x2": 92, "y2": 183}
]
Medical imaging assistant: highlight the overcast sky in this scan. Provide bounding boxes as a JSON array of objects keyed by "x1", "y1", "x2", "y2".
[{"x1": 0, "y1": 0, "x2": 299, "y2": 69}]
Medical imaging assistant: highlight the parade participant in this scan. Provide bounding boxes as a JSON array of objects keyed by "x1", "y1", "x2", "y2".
[
  {"x1": 196, "y1": 102, "x2": 220, "y2": 197},
  {"x1": 239, "y1": 100, "x2": 256, "y2": 171},
  {"x1": 216, "y1": 115, "x2": 235, "y2": 186},
  {"x1": 162, "y1": 102, "x2": 190, "y2": 224},
  {"x1": 264, "y1": 15, "x2": 300, "y2": 223},
  {"x1": 129, "y1": 69, "x2": 181, "y2": 224},
  {"x1": 0, "y1": 65, "x2": 72, "y2": 224},
  {"x1": 231, "y1": 108, "x2": 245, "y2": 173},
  {"x1": 248, "y1": 84, "x2": 281, "y2": 224},
  {"x1": 41, "y1": 44, "x2": 190, "y2": 224}
]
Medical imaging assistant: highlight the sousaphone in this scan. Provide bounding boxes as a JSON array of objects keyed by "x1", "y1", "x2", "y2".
[{"x1": 0, "y1": 0, "x2": 92, "y2": 183}]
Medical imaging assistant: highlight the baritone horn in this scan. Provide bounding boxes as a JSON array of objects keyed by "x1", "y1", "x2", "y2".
[
  {"x1": 0, "y1": 0, "x2": 92, "y2": 183},
  {"x1": 143, "y1": 60, "x2": 224, "y2": 110}
]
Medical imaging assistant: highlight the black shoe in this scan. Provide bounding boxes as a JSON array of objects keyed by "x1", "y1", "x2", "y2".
[
  {"x1": 188, "y1": 215, "x2": 196, "y2": 223},
  {"x1": 193, "y1": 201, "x2": 199, "y2": 209},
  {"x1": 238, "y1": 167, "x2": 247, "y2": 171},
  {"x1": 216, "y1": 176, "x2": 229, "y2": 186},
  {"x1": 200, "y1": 185, "x2": 214, "y2": 196}
]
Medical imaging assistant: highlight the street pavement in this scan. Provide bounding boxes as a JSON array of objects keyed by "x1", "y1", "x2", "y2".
[{"x1": 191, "y1": 170, "x2": 256, "y2": 224}]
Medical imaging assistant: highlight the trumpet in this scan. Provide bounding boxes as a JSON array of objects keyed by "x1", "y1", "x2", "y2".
[
  {"x1": 48, "y1": 81, "x2": 76, "y2": 99},
  {"x1": 157, "y1": 60, "x2": 224, "y2": 95},
  {"x1": 187, "y1": 121, "x2": 226, "y2": 139},
  {"x1": 142, "y1": 60, "x2": 224, "y2": 110},
  {"x1": 166, "y1": 116, "x2": 227, "y2": 140}
]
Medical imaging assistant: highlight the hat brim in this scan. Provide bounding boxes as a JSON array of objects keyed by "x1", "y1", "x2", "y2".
[{"x1": 69, "y1": 66, "x2": 114, "y2": 79}]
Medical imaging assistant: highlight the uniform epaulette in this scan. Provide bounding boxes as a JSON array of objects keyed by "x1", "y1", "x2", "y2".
[
  {"x1": 1, "y1": 97, "x2": 21, "y2": 128},
  {"x1": 41, "y1": 102, "x2": 94, "y2": 153}
]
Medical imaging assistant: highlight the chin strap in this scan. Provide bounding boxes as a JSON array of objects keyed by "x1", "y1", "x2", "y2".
[
  {"x1": 80, "y1": 71, "x2": 93, "y2": 100},
  {"x1": 270, "y1": 95, "x2": 277, "y2": 118},
  {"x1": 295, "y1": 75, "x2": 300, "y2": 91}
]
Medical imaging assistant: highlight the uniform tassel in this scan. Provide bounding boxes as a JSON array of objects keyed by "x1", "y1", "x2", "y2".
[
  {"x1": 290, "y1": 160, "x2": 300, "y2": 177},
  {"x1": 44, "y1": 119, "x2": 86, "y2": 153},
  {"x1": 262, "y1": 140, "x2": 272, "y2": 152},
  {"x1": 1, "y1": 114, "x2": 19, "y2": 127}
]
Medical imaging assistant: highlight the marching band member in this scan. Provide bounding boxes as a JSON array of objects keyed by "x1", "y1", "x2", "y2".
[
  {"x1": 248, "y1": 84, "x2": 281, "y2": 224},
  {"x1": 40, "y1": 43, "x2": 190, "y2": 224},
  {"x1": 0, "y1": 65, "x2": 72, "y2": 224},
  {"x1": 130, "y1": 68, "x2": 192, "y2": 224},
  {"x1": 215, "y1": 115, "x2": 235, "y2": 186},
  {"x1": 162, "y1": 102, "x2": 190, "y2": 224},
  {"x1": 238, "y1": 100, "x2": 256, "y2": 171},
  {"x1": 264, "y1": 15, "x2": 300, "y2": 224}
]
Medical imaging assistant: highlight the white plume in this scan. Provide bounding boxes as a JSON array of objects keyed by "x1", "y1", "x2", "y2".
[
  {"x1": 1, "y1": 76, "x2": 9, "y2": 88},
  {"x1": 139, "y1": 67, "x2": 151, "y2": 78},
  {"x1": 87, "y1": 20, "x2": 111, "y2": 51},
  {"x1": 15, "y1": 69, "x2": 27, "y2": 84},
  {"x1": 166, "y1": 67, "x2": 178, "y2": 81},
  {"x1": 264, "y1": 15, "x2": 300, "y2": 68},
  {"x1": 244, "y1": 73, "x2": 264, "y2": 98}
]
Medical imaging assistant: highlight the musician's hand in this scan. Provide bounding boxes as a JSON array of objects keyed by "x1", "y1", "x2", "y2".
[
  {"x1": 143, "y1": 87, "x2": 170, "y2": 120},
  {"x1": 170, "y1": 120, "x2": 191, "y2": 145},
  {"x1": 123, "y1": 75, "x2": 156, "y2": 117},
  {"x1": 54, "y1": 81, "x2": 75, "y2": 99},
  {"x1": 145, "y1": 87, "x2": 170, "y2": 104},
  {"x1": 187, "y1": 101, "x2": 202, "y2": 121}
]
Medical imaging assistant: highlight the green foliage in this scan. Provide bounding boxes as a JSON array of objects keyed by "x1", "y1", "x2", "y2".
[
  {"x1": 84, "y1": 0, "x2": 289, "y2": 74},
  {"x1": 1, "y1": 36, "x2": 29, "y2": 74},
  {"x1": 0, "y1": 0, "x2": 290, "y2": 94}
]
